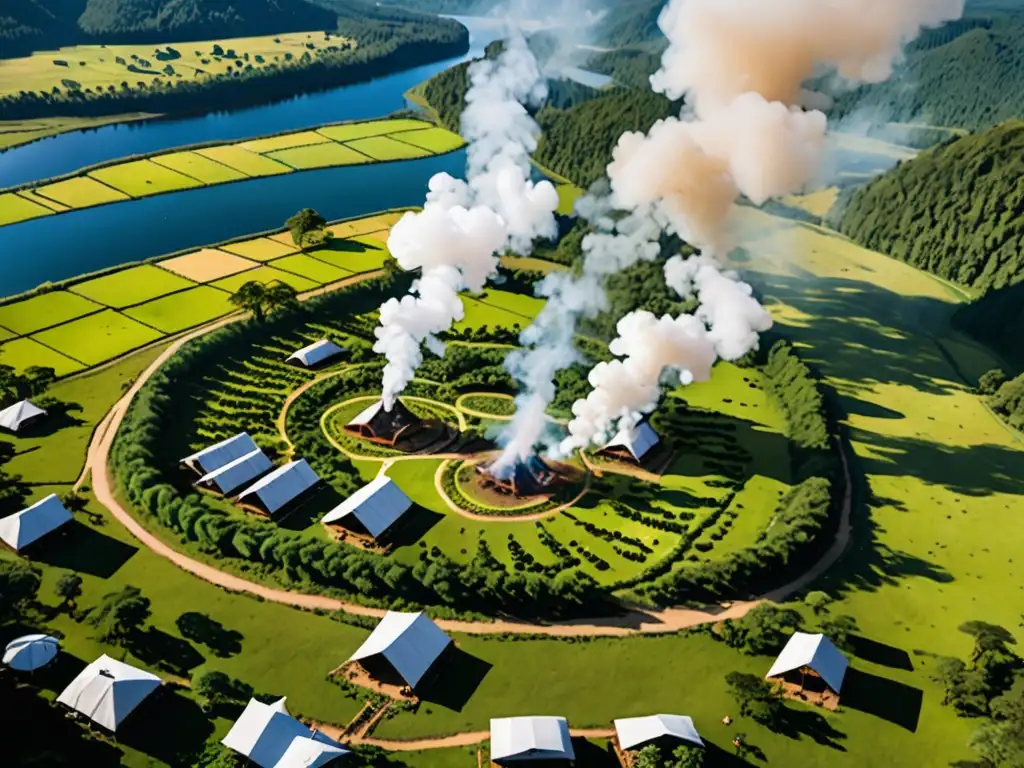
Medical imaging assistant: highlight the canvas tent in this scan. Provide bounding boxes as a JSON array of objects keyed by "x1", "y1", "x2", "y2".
[
  {"x1": 348, "y1": 611, "x2": 452, "y2": 689},
  {"x1": 196, "y1": 448, "x2": 273, "y2": 494},
  {"x1": 766, "y1": 632, "x2": 849, "y2": 694},
  {"x1": 598, "y1": 422, "x2": 660, "y2": 463},
  {"x1": 57, "y1": 654, "x2": 161, "y2": 731},
  {"x1": 344, "y1": 399, "x2": 422, "y2": 445},
  {"x1": 222, "y1": 697, "x2": 348, "y2": 768},
  {"x1": 490, "y1": 716, "x2": 575, "y2": 763},
  {"x1": 3, "y1": 634, "x2": 59, "y2": 672},
  {"x1": 322, "y1": 475, "x2": 413, "y2": 538},
  {"x1": 614, "y1": 714, "x2": 703, "y2": 751},
  {"x1": 286, "y1": 339, "x2": 345, "y2": 368},
  {"x1": 0, "y1": 493, "x2": 73, "y2": 552},
  {"x1": 235, "y1": 459, "x2": 320, "y2": 516},
  {"x1": 181, "y1": 432, "x2": 260, "y2": 476},
  {"x1": 0, "y1": 400, "x2": 46, "y2": 432}
]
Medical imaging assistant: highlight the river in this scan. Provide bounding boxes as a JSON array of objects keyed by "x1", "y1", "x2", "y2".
[{"x1": 0, "y1": 17, "x2": 504, "y2": 296}]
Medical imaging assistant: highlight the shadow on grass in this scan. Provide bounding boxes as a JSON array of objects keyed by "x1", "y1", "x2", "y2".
[
  {"x1": 14, "y1": 401, "x2": 85, "y2": 440},
  {"x1": 176, "y1": 611, "x2": 244, "y2": 658},
  {"x1": 706, "y1": 739, "x2": 767, "y2": 765},
  {"x1": 385, "y1": 505, "x2": 444, "y2": 548},
  {"x1": 850, "y1": 635, "x2": 914, "y2": 671},
  {"x1": 571, "y1": 737, "x2": 619, "y2": 767},
  {"x1": 770, "y1": 705, "x2": 847, "y2": 750},
  {"x1": 417, "y1": 647, "x2": 492, "y2": 712},
  {"x1": 276, "y1": 485, "x2": 343, "y2": 531},
  {"x1": 119, "y1": 687, "x2": 212, "y2": 765},
  {"x1": 33, "y1": 519, "x2": 138, "y2": 578},
  {"x1": 127, "y1": 628, "x2": 206, "y2": 677},
  {"x1": 842, "y1": 668, "x2": 923, "y2": 732}
]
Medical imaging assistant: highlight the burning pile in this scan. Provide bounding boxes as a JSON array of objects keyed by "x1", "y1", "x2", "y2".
[{"x1": 476, "y1": 455, "x2": 567, "y2": 498}]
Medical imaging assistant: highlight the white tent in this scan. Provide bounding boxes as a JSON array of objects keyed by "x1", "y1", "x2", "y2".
[
  {"x1": 600, "y1": 421, "x2": 660, "y2": 461},
  {"x1": 286, "y1": 339, "x2": 345, "y2": 367},
  {"x1": 0, "y1": 493, "x2": 73, "y2": 552},
  {"x1": 322, "y1": 475, "x2": 413, "y2": 538},
  {"x1": 0, "y1": 400, "x2": 46, "y2": 432},
  {"x1": 348, "y1": 611, "x2": 452, "y2": 688},
  {"x1": 57, "y1": 654, "x2": 161, "y2": 731},
  {"x1": 766, "y1": 632, "x2": 849, "y2": 693},
  {"x1": 490, "y1": 716, "x2": 575, "y2": 763},
  {"x1": 197, "y1": 448, "x2": 273, "y2": 494},
  {"x1": 222, "y1": 697, "x2": 348, "y2": 768},
  {"x1": 614, "y1": 714, "x2": 703, "y2": 751},
  {"x1": 347, "y1": 400, "x2": 383, "y2": 427},
  {"x1": 3, "y1": 633, "x2": 59, "y2": 671},
  {"x1": 181, "y1": 432, "x2": 260, "y2": 475},
  {"x1": 236, "y1": 459, "x2": 320, "y2": 515}
]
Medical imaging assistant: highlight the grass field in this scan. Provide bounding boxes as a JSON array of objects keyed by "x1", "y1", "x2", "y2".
[
  {"x1": 89, "y1": 159, "x2": 203, "y2": 197},
  {"x1": 0, "y1": 337, "x2": 83, "y2": 375},
  {"x1": 220, "y1": 237, "x2": 298, "y2": 261},
  {"x1": 149, "y1": 151, "x2": 248, "y2": 184},
  {"x1": 196, "y1": 145, "x2": 293, "y2": 177},
  {"x1": 316, "y1": 119, "x2": 432, "y2": 141},
  {"x1": 269, "y1": 253, "x2": 350, "y2": 284},
  {"x1": 239, "y1": 130, "x2": 333, "y2": 153},
  {"x1": 210, "y1": 265, "x2": 318, "y2": 294},
  {"x1": 455, "y1": 290, "x2": 545, "y2": 332},
  {"x1": 32, "y1": 309, "x2": 163, "y2": 365},
  {"x1": 123, "y1": 286, "x2": 236, "y2": 333},
  {"x1": 388, "y1": 126, "x2": 466, "y2": 154},
  {"x1": 331, "y1": 211, "x2": 407, "y2": 238},
  {"x1": 266, "y1": 142, "x2": 372, "y2": 169},
  {"x1": 305, "y1": 237, "x2": 390, "y2": 274},
  {"x1": 345, "y1": 135, "x2": 431, "y2": 161},
  {"x1": 158, "y1": 249, "x2": 259, "y2": 282},
  {"x1": 0, "y1": 114, "x2": 155, "y2": 151},
  {"x1": 70, "y1": 264, "x2": 196, "y2": 308},
  {"x1": 0, "y1": 291, "x2": 102, "y2": 334},
  {"x1": 17, "y1": 188, "x2": 71, "y2": 212},
  {"x1": 0, "y1": 191, "x2": 52, "y2": 226},
  {"x1": 35, "y1": 176, "x2": 130, "y2": 208}
]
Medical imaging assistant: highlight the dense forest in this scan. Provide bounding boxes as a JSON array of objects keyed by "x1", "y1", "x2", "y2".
[
  {"x1": 831, "y1": 120, "x2": 1024, "y2": 291},
  {"x1": 978, "y1": 369, "x2": 1024, "y2": 431},
  {"x1": 953, "y1": 281, "x2": 1024, "y2": 366}
]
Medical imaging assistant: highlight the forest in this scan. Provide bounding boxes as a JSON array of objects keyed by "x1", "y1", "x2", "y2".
[
  {"x1": 953, "y1": 281, "x2": 1024, "y2": 367},
  {"x1": 830, "y1": 120, "x2": 1024, "y2": 291},
  {"x1": 980, "y1": 369, "x2": 1024, "y2": 431}
]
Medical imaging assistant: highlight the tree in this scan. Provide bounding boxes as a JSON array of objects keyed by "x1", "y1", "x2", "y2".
[
  {"x1": 89, "y1": 585, "x2": 151, "y2": 643},
  {"x1": 54, "y1": 573, "x2": 83, "y2": 610},
  {"x1": 263, "y1": 282, "x2": 298, "y2": 315},
  {"x1": 228, "y1": 281, "x2": 298, "y2": 323},
  {"x1": 193, "y1": 670, "x2": 253, "y2": 710},
  {"x1": 632, "y1": 745, "x2": 662, "y2": 768},
  {"x1": 720, "y1": 602, "x2": 801, "y2": 655},
  {"x1": 804, "y1": 590, "x2": 832, "y2": 617},
  {"x1": 725, "y1": 671, "x2": 785, "y2": 725},
  {"x1": 285, "y1": 208, "x2": 327, "y2": 249},
  {"x1": 0, "y1": 561, "x2": 40, "y2": 620},
  {"x1": 819, "y1": 614, "x2": 858, "y2": 653},
  {"x1": 979, "y1": 369, "x2": 1008, "y2": 395},
  {"x1": 670, "y1": 743, "x2": 706, "y2": 768}
]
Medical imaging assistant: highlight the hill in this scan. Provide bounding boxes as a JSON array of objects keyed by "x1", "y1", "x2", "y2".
[
  {"x1": 831, "y1": 120, "x2": 1024, "y2": 291},
  {"x1": 953, "y1": 281, "x2": 1024, "y2": 366}
]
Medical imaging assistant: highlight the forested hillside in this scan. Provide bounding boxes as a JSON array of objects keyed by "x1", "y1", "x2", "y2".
[
  {"x1": 953, "y1": 282, "x2": 1024, "y2": 366},
  {"x1": 592, "y1": 0, "x2": 665, "y2": 46},
  {"x1": 832, "y1": 120, "x2": 1024, "y2": 291}
]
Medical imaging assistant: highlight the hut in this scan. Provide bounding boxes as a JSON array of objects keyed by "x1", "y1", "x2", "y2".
[
  {"x1": 0, "y1": 493, "x2": 73, "y2": 552},
  {"x1": 321, "y1": 475, "x2": 413, "y2": 540},
  {"x1": 490, "y1": 716, "x2": 575, "y2": 765},
  {"x1": 235, "y1": 459, "x2": 320, "y2": 517},
  {"x1": 0, "y1": 400, "x2": 46, "y2": 432},
  {"x1": 195, "y1": 448, "x2": 273, "y2": 495},
  {"x1": 56, "y1": 654, "x2": 161, "y2": 732},
  {"x1": 181, "y1": 432, "x2": 261, "y2": 477},
  {"x1": 477, "y1": 456, "x2": 561, "y2": 497},
  {"x1": 344, "y1": 399, "x2": 423, "y2": 446},
  {"x1": 766, "y1": 632, "x2": 849, "y2": 705},
  {"x1": 286, "y1": 339, "x2": 346, "y2": 368},
  {"x1": 347, "y1": 611, "x2": 452, "y2": 690},
  {"x1": 598, "y1": 422, "x2": 660, "y2": 464},
  {"x1": 221, "y1": 697, "x2": 348, "y2": 768},
  {"x1": 613, "y1": 714, "x2": 703, "y2": 765}
]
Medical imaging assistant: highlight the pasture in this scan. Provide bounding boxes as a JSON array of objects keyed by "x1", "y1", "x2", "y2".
[
  {"x1": 70, "y1": 264, "x2": 196, "y2": 308},
  {"x1": 32, "y1": 309, "x2": 163, "y2": 365},
  {"x1": 123, "y1": 286, "x2": 236, "y2": 333}
]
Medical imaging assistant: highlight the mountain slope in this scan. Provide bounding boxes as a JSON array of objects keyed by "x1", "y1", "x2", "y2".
[{"x1": 953, "y1": 282, "x2": 1024, "y2": 367}]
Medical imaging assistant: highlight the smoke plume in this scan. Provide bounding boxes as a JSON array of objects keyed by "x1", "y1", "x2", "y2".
[{"x1": 373, "y1": 31, "x2": 559, "y2": 410}]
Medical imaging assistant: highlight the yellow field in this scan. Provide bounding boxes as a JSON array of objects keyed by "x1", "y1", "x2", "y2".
[
  {"x1": 221, "y1": 237, "x2": 298, "y2": 261},
  {"x1": 331, "y1": 211, "x2": 408, "y2": 238},
  {"x1": 34, "y1": 176, "x2": 130, "y2": 208},
  {"x1": 89, "y1": 159, "x2": 203, "y2": 196},
  {"x1": 0, "y1": 114, "x2": 156, "y2": 151},
  {"x1": 150, "y1": 151, "x2": 247, "y2": 184},
  {"x1": 345, "y1": 135, "x2": 431, "y2": 161},
  {"x1": 16, "y1": 188, "x2": 70, "y2": 212},
  {"x1": 266, "y1": 142, "x2": 371, "y2": 169},
  {"x1": 783, "y1": 187, "x2": 839, "y2": 217},
  {"x1": 0, "y1": 192, "x2": 52, "y2": 226},
  {"x1": 316, "y1": 119, "x2": 431, "y2": 142},
  {"x1": 158, "y1": 249, "x2": 259, "y2": 282},
  {"x1": 0, "y1": 31, "x2": 354, "y2": 99},
  {"x1": 238, "y1": 130, "x2": 332, "y2": 153},
  {"x1": 195, "y1": 145, "x2": 293, "y2": 177}
]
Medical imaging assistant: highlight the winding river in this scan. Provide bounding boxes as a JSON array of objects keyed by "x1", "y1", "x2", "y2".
[{"x1": 0, "y1": 17, "x2": 504, "y2": 296}]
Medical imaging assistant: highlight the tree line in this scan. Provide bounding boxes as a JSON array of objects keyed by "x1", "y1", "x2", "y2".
[
  {"x1": 977, "y1": 368, "x2": 1024, "y2": 432},
  {"x1": 830, "y1": 120, "x2": 1024, "y2": 292},
  {"x1": 953, "y1": 281, "x2": 1024, "y2": 367}
]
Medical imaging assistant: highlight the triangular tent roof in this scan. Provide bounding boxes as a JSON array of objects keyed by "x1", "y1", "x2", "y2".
[
  {"x1": 601, "y1": 421, "x2": 660, "y2": 461},
  {"x1": 490, "y1": 716, "x2": 575, "y2": 763},
  {"x1": 0, "y1": 400, "x2": 46, "y2": 431},
  {"x1": 222, "y1": 697, "x2": 348, "y2": 768},
  {"x1": 348, "y1": 611, "x2": 452, "y2": 688},
  {"x1": 236, "y1": 459, "x2": 320, "y2": 515},
  {"x1": 197, "y1": 448, "x2": 273, "y2": 494},
  {"x1": 56, "y1": 654, "x2": 161, "y2": 731},
  {"x1": 766, "y1": 632, "x2": 849, "y2": 693},
  {"x1": 322, "y1": 475, "x2": 413, "y2": 537},
  {"x1": 3, "y1": 633, "x2": 59, "y2": 672},
  {"x1": 0, "y1": 493, "x2": 73, "y2": 551},
  {"x1": 287, "y1": 339, "x2": 345, "y2": 367},
  {"x1": 181, "y1": 432, "x2": 260, "y2": 475},
  {"x1": 614, "y1": 714, "x2": 703, "y2": 751},
  {"x1": 346, "y1": 398, "x2": 421, "y2": 437}
]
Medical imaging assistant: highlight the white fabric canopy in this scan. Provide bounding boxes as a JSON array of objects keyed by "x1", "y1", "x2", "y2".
[
  {"x1": 0, "y1": 400, "x2": 46, "y2": 431},
  {"x1": 3, "y1": 633, "x2": 59, "y2": 671},
  {"x1": 181, "y1": 432, "x2": 260, "y2": 475},
  {"x1": 347, "y1": 400, "x2": 383, "y2": 426},
  {"x1": 322, "y1": 475, "x2": 413, "y2": 538},
  {"x1": 766, "y1": 632, "x2": 849, "y2": 693},
  {"x1": 490, "y1": 716, "x2": 575, "y2": 762},
  {"x1": 0, "y1": 493, "x2": 73, "y2": 551},
  {"x1": 197, "y1": 448, "x2": 273, "y2": 494},
  {"x1": 236, "y1": 459, "x2": 320, "y2": 515},
  {"x1": 287, "y1": 339, "x2": 345, "y2": 367},
  {"x1": 57, "y1": 654, "x2": 161, "y2": 731},
  {"x1": 222, "y1": 697, "x2": 348, "y2": 768},
  {"x1": 601, "y1": 421, "x2": 660, "y2": 461},
  {"x1": 348, "y1": 611, "x2": 452, "y2": 688},
  {"x1": 614, "y1": 714, "x2": 703, "y2": 750}
]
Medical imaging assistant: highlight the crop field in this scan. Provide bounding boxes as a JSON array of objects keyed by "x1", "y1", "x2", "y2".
[
  {"x1": 34, "y1": 176, "x2": 130, "y2": 208},
  {"x1": 123, "y1": 286, "x2": 236, "y2": 334},
  {"x1": 196, "y1": 145, "x2": 294, "y2": 177},
  {"x1": 345, "y1": 135, "x2": 431, "y2": 161},
  {"x1": 70, "y1": 264, "x2": 196, "y2": 308},
  {"x1": 331, "y1": 211, "x2": 408, "y2": 237},
  {"x1": 0, "y1": 191, "x2": 52, "y2": 226},
  {"x1": 238, "y1": 130, "x2": 332, "y2": 154},
  {"x1": 158, "y1": 249, "x2": 259, "y2": 282},
  {"x1": 0, "y1": 291, "x2": 103, "y2": 334},
  {"x1": 0, "y1": 337, "x2": 83, "y2": 375},
  {"x1": 305, "y1": 237, "x2": 390, "y2": 274},
  {"x1": 150, "y1": 152, "x2": 248, "y2": 184},
  {"x1": 316, "y1": 118, "x2": 432, "y2": 141},
  {"x1": 32, "y1": 309, "x2": 163, "y2": 365},
  {"x1": 269, "y1": 253, "x2": 351, "y2": 284},
  {"x1": 266, "y1": 142, "x2": 372, "y2": 169},
  {"x1": 220, "y1": 237, "x2": 298, "y2": 261},
  {"x1": 89, "y1": 159, "x2": 203, "y2": 197},
  {"x1": 455, "y1": 290, "x2": 545, "y2": 331},
  {"x1": 388, "y1": 126, "x2": 466, "y2": 154},
  {"x1": 210, "y1": 265, "x2": 317, "y2": 294}
]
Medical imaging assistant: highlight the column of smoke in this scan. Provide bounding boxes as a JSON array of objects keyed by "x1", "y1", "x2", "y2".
[
  {"x1": 500, "y1": 0, "x2": 964, "y2": 458},
  {"x1": 373, "y1": 31, "x2": 559, "y2": 411}
]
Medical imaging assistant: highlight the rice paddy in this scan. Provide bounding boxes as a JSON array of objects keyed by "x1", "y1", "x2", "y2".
[
  {"x1": 0, "y1": 336, "x2": 83, "y2": 375},
  {"x1": 0, "y1": 192, "x2": 52, "y2": 226},
  {"x1": 220, "y1": 237, "x2": 299, "y2": 261},
  {"x1": 387, "y1": 126, "x2": 466, "y2": 154},
  {"x1": 304, "y1": 237, "x2": 390, "y2": 274},
  {"x1": 316, "y1": 118, "x2": 432, "y2": 141},
  {"x1": 345, "y1": 135, "x2": 432, "y2": 161},
  {"x1": 266, "y1": 142, "x2": 372, "y2": 170},
  {"x1": 0, "y1": 291, "x2": 103, "y2": 334},
  {"x1": 69, "y1": 264, "x2": 196, "y2": 308},
  {"x1": 268, "y1": 253, "x2": 351, "y2": 284},
  {"x1": 122, "y1": 286, "x2": 236, "y2": 334},
  {"x1": 158, "y1": 249, "x2": 259, "y2": 282},
  {"x1": 149, "y1": 152, "x2": 248, "y2": 184},
  {"x1": 34, "y1": 176, "x2": 130, "y2": 208},
  {"x1": 89, "y1": 159, "x2": 204, "y2": 196},
  {"x1": 32, "y1": 309, "x2": 163, "y2": 365},
  {"x1": 238, "y1": 130, "x2": 333, "y2": 154},
  {"x1": 195, "y1": 145, "x2": 294, "y2": 177}
]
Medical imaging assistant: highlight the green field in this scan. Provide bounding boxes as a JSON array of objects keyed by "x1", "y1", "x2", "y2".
[
  {"x1": 34, "y1": 176, "x2": 130, "y2": 208},
  {"x1": 238, "y1": 130, "x2": 333, "y2": 153},
  {"x1": 123, "y1": 285, "x2": 235, "y2": 333},
  {"x1": 32, "y1": 309, "x2": 163, "y2": 365},
  {"x1": 70, "y1": 265, "x2": 196, "y2": 308},
  {"x1": 89, "y1": 159, "x2": 204, "y2": 197},
  {"x1": 150, "y1": 152, "x2": 248, "y2": 184},
  {"x1": 316, "y1": 118, "x2": 431, "y2": 141},
  {"x1": 389, "y1": 126, "x2": 465, "y2": 153},
  {"x1": 269, "y1": 253, "x2": 351, "y2": 284},
  {"x1": 220, "y1": 237, "x2": 298, "y2": 261},
  {"x1": 455, "y1": 290, "x2": 545, "y2": 331},
  {"x1": 0, "y1": 336, "x2": 83, "y2": 375},
  {"x1": 0, "y1": 192, "x2": 52, "y2": 225},
  {"x1": 305, "y1": 237, "x2": 390, "y2": 274},
  {"x1": 196, "y1": 145, "x2": 293, "y2": 177},
  {"x1": 0, "y1": 291, "x2": 103, "y2": 334},
  {"x1": 345, "y1": 135, "x2": 431, "y2": 161},
  {"x1": 266, "y1": 142, "x2": 371, "y2": 169},
  {"x1": 210, "y1": 265, "x2": 318, "y2": 294}
]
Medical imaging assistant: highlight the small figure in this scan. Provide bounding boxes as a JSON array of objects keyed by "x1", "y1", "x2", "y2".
[{"x1": 722, "y1": 715, "x2": 732, "y2": 725}]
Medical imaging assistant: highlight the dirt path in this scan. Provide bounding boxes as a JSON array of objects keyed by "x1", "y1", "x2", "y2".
[
  {"x1": 355, "y1": 727, "x2": 616, "y2": 751},
  {"x1": 431, "y1": 459, "x2": 569, "y2": 523}
]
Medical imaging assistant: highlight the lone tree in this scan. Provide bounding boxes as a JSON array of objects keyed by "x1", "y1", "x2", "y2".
[
  {"x1": 90, "y1": 585, "x2": 151, "y2": 643},
  {"x1": 978, "y1": 368, "x2": 1007, "y2": 395},
  {"x1": 54, "y1": 573, "x2": 83, "y2": 611},
  {"x1": 804, "y1": 591, "x2": 832, "y2": 617},
  {"x1": 820, "y1": 614, "x2": 858, "y2": 653},
  {"x1": 0, "y1": 561, "x2": 40, "y2": 621},
  {"x1": 720, "y1": 602, "x2": 800, "y2": 655},
  {"x1": 193, "y1": 670, "x2": 253, "y2": 711},
  {"x1": 229, "y1": 281, "x2": 298, "y2": 322},
  {"x1": 286, "y1": 208, "x2": 328, "y2": 250},
  {"x1": 725, "y1": 671, "x2": 785, "y2": 725}
]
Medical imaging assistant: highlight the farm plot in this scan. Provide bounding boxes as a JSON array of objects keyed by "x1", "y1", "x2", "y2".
[
  {"x1": 123, "y1": 286, "x2": 236, "y2": 334},
  {"x1": 266, "y1": 142, "x2": 371, "y2": 170},
  {"x1": 269, "y1": 253, "x2": 351, "y2": 284},
  {"x1": 388, "y1": 126, "x2": 466, "y2": 154},
  {"x1": 88, "y1": 159, "x2": 203, "y2": 197},
  {"x1": 330, "y1": 211, "x2": 407, "y2": 238},
  {"x1": 0, "y1": 291, "x2": 103, "y2": 334},
  {"x1": 34, "y1": 176, "x2": 129, "y2": 208},
  {"x1": 305, "y1": 237, "x2": 390, "y2": 274},
  {"x1": 0, "y1": 192, "x2": 52, "y2": 226},
  {"x1": 220, "y1": 237, "x2": 298, "y2": 261},
  {"x1": 0, "y1": 337, "x2": 83, "y2": 375},
  {"x1": 345, "y1": 135, "x2": 432, "y2": 161},
  {"x1": 316, "y1": 118, "x2": 431, "y2": 141},
  {"x1": 150, "y1": 151, "x2": 248, "y2": 184},
  {"x1": 210, "y1": 265, "x2": 317, "y2": 294},
  {"x1": 16, "y1": 188, "x2": 70, "y2": 212},
  {"x1": 32, "y1": 309, "x2": 163, "y2": 365},
  {"x1": 158, "y1": 249, "x2": 259, "y2": 282},
  {"x1": 196, "y1": 145, "x2": 293, "y2": 177},
  {"x1": 70, "y1": 264, "x2": 196, "y2": 308},
  {"x1": 239, "y1": 130, "x2": 332, "y2": 153}
]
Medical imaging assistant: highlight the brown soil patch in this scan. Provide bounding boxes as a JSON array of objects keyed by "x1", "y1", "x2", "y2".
[
  {"x1": 456, "y1": 459, "x2": 552, "y2": 510},
  {"x1": 159, "y1": 249, "x2": 260, "y2": 282},
  {"x1": 331, "y1": 662, "x2": 418, "y2": 703}
]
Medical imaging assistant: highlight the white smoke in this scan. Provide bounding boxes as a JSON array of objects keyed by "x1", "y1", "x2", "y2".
[{"x1": 374, "y1": 31, "x2": 559, "y2": 410}]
